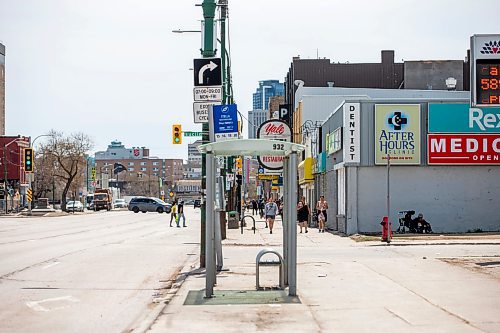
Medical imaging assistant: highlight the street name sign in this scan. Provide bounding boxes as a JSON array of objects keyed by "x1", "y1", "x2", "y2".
[
  {"x1": 193, "y1": 101, "x2": 219, "y2": 123},
  {"x1": 193, "y1": 58, "x2": 222, "y2": 86},
  {"x1": 184, "y1": 131, "x2": 204, "y2": 137}
]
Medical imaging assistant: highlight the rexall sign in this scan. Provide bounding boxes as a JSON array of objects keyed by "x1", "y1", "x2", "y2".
[{"x1": 428, "y1": 103, "x2": 500, "y2": 133}]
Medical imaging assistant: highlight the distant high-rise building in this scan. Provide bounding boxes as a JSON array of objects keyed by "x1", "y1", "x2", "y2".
[
  {"x1": 247, "y1": 109, "x2": 267, "y2": 139},
  {"x1": 185, "y1": 140, "x2": 202, "y2": 179},
  {"x1": 0, "y1": 43, "x2": 5, "y2": 135},
  {"x1": 252, "y1": 80, "x2": 284, "y2": 111},
  {"x1": 249, "y1": 80, "x2": 284, "y2": 139}
]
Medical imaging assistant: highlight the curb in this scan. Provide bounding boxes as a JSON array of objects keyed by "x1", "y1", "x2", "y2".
[{"x1": 130, "y1": 259, "x2": 200, "y2": 333}]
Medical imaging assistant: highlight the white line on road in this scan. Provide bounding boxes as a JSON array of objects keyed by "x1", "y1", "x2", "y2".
[
  {"x1": 42, "y1": 261, "x2": 60, "y2": 269},
  {"x1": 26, "y1": 295, "x2": 80, "y2": 312}
]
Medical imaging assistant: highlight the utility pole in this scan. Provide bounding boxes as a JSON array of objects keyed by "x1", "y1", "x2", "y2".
[{"x1": 200, "y1": 0, "x2": 217, "y2": 268}]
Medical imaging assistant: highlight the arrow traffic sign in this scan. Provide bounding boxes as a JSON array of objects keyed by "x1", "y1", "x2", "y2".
[{"x1": 193, "y1": 58, "x2": 222, "y2": 86}]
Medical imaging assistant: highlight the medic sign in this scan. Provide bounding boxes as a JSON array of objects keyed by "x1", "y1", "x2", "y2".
[{"x1": 428, "y1": 134, "x2": 500, "y2": 165}]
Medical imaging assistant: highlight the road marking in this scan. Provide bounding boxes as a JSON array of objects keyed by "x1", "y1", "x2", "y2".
[
  {"x1": 43, "y1": 261, "x2": 60, "y2": 269},
  {"x1": 26, "y1": 295, "x2": 80, "y2": 312}
]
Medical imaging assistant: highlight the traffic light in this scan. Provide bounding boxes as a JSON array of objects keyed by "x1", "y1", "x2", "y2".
[
  {"x1": 172, "y1": 124, "x2": 182, "y2": 144},
  {"x1": 235, "y1": 157, "x2": 242, "y2": 170},
  {"x1": 24, "y1": 148, "x2": 34, "y2": 172}
]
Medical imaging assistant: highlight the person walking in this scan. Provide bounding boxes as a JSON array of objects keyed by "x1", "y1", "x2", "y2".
[
  {"x1": 251, "y1": 199, "x2": 258, "y2": 215},
  {"x1": 297, "y1": 196, "x2": 310, "y2": 233},
  {"x1": 264, "y1": 197, "x2": 279, "y2": 234},
  {"x1": 177, "y1": 200, "x2": 186, "y2": 227},
  {"x1": 316, "y1": 195, "x2": 329, "y2": 233},
  {"x1": 169, "y1": 200, "x2": 177, "y2": 227}
]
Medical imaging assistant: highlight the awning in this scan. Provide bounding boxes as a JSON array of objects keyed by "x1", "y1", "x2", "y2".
[{"x1": 198, "y1": 139, "x2": 305, "y2": 156}]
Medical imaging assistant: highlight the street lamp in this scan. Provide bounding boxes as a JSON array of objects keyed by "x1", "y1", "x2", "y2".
[{"x1": 28, "y1": 134, "x2": 53, "y2": 215}]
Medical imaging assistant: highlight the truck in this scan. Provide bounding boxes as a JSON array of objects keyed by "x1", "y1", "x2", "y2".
[{"x1": 93, "y1": 188, "x2": 113, "y2": 211}]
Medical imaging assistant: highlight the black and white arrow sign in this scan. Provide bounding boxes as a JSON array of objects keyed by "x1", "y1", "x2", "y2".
[{"x1": 193, "y1": 58, "x2": 222, "y2": 87}]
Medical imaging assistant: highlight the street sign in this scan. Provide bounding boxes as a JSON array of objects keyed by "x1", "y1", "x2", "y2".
[
  {"x1": 91, "y1": 167, "x2": 96, "y2": 181},
  {"x1": 27, "y1": 188, "x2": 33, "y2": 202},
  {"x1": 184, "y1": 131, "x2": 204, "y2": 137},
  {"x1": 160, "y1": 190, "x2": 165, "y2": 196},
  {"x1": 257, "y1": 120, "x2": 292, "y2": 170},
  {"x1": 210, "y1": 104, "x2": 239, "y2": 142},
  {"x1": 193, "y1": 86, "x2": 222, "y2": 102},
  {"x1": 471, "y1": 34, "x2": 500, "y2": 107},
  {"x1": 193, "y1": 101, "x2": 219, "y2": 123},
  {"x1": 193, "y1": 58, "x2": 222, "y2": 86}
]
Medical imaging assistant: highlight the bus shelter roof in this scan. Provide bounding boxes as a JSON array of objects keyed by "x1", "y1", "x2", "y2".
[{"x1": 197, "y1": 139, "x2": 305, "y2": 156}]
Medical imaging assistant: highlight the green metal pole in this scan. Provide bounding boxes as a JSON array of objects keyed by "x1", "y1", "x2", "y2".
[{"x1": 200, "y1": 0, "x2": 217, "y2": 268}]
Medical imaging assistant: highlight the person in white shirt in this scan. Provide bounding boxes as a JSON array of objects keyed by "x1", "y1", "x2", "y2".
[{"x1": 264, "y1": 197, "x2": 278, "y2": 234}]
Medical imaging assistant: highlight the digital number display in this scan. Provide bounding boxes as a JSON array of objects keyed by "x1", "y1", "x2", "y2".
[{"x1": 476, "y1": 59, "x2": 500, "y2": 105}]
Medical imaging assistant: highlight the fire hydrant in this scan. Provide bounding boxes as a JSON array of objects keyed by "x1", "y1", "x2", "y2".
[{"x1": 380, "y1": 216, "x2": 393, "y2": 242}]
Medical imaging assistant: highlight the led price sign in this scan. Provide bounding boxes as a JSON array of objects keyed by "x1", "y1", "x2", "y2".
[{"x1": 476, "y1": 59, "x2": 500, "y2": 105}]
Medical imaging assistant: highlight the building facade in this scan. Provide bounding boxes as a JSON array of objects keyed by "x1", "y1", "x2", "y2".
[
  {"x1": 248, "y1": 80, "x2": 285, "y2": 140},
  {"x1": 185, "y1": 140, "x2": 202, "y2": 179},
  {"x1": 252, "y1": 80, "x2": 284, "y2": 110},
  {"x1": 94, "y1": 141, "x2": 183, "y2": 189},
  {"x1": 313, "y1": 96, "x2": 499, "y2": 234},
  {"x1": 0, "y1": 43, "x2": 5, "y2": 135}
]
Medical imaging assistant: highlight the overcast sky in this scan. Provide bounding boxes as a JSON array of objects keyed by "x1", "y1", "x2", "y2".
[{"x1": 1, "y1": 0, "x2": 499, "y2": 160}]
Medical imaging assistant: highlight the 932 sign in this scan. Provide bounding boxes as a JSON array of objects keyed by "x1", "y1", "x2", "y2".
[{"x1": 272, "y1": 143, "x2": 284, "y2": 150}]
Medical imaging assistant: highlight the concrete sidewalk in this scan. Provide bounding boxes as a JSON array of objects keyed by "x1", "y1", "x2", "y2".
[{"x1": 146, "y1": 215, "x2": 500, "y2": 333}]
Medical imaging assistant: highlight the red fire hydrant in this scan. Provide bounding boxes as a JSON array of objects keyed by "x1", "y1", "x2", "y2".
[{"x1": 380, "y1": 216, "x2": 393, "y2": 242}]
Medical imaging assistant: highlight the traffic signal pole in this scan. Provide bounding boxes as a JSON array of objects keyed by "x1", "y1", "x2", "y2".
[{"x1": 200, "y1": 0, "x2": 217, "y2": 268}]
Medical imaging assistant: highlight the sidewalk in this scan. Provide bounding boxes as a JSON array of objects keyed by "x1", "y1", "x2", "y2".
[{"x1": 145, "y1": 215, "x2": 500, "y2": 333}]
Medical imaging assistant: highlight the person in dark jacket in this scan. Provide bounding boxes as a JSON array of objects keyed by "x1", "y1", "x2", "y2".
[{"x1": 297, "y1": 196, "x2": 310, "y2": 233}]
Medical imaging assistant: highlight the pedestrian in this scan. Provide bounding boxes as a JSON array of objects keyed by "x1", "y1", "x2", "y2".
[
  {"x1": 170, "y1": 200, "x2": 177, "y2": 227},
  {"x1": 177, "y1": 200, "x2": 186, "y2": 227},
  {"x1": 297, "y1": 196, "x2": 310, "y2": 233},
  {"x1": 264, "y1": 197, "x2": 279, "y2": 234},
  {"x1": 251, "y1": 199, "x2": 258, "y2": 215},
  {"x1": 258, "y1": 198, "x2": 265, "y2": 220},
  {"x1": 316, "y1": 195, "x2": 329, "y2": 233}
]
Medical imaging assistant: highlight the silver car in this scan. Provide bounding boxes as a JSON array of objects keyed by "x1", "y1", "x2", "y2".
[{"x1": 128, "y1": 197, "x2": 172, "y2": 214}]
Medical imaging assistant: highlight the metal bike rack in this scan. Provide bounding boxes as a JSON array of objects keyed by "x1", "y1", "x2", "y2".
[
  {"x1": 256, "y1": 248, "x2": 285, "y2": 290},
  {"x1": 241, "y1": 215, "x2": 256, "y2": 234}
]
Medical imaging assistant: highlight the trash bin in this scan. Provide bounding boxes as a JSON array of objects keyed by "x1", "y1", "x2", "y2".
[
  {"x1": 219, "y1": 210, "x2": 227, "y2": 240},
  {"x1": 228, "y1": 211, "x2": 239, "y2": 229}
]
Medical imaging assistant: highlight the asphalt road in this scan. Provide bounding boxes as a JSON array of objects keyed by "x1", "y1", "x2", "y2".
[{"x1": 0, "y1": 207, "x2": 201, "y2": 333}]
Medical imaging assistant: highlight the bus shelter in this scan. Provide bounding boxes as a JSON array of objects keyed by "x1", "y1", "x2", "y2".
[{"x1": 198, "y1": 139, "x2": 305, "y2": 298}]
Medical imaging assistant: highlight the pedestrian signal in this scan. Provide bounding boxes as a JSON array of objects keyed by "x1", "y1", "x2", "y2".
[
  {"x1": 24, "y1": 148, "x2": 34, "y2": 172},
  {"x1": 172, "y1": 124, "x2": 182, "y2": 144}
]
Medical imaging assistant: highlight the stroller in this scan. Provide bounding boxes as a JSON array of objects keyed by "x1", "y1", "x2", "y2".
[{"x1": 397, "y1": 210, "x2": 433, "y2": 234}]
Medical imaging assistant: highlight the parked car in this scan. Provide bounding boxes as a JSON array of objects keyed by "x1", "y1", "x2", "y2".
[
  {"x1": 114, "y1": 198, "x2": 127, "y2": 209},
  {"x1": 128, "y1": 197, "x2": 172, "y2": 214},
  {"x1": 194, "y1": 199, "x2": 201, "y2": 208},
  {"x1": 66, "y1": 200, "x2": 84, "y2": 212}
]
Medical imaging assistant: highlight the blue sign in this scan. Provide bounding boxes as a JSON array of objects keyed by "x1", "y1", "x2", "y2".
[
  {"x1": 212, "y1": 104, "x2": 238, "y2": 141},
  {"x1": 428, "y1": 103, "x2": 500, "y2": 133}
]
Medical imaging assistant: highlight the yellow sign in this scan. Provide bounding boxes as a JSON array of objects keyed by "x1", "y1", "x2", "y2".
[
  {"x1": 27, "y1": 188, "x2": 33, "y2": 202},
  {"x1": 258, "y1": 174, "x2": 279, "y2": 180},
  {"x1": 375, "y1": 104, "x2": 421, "y2": 165}
]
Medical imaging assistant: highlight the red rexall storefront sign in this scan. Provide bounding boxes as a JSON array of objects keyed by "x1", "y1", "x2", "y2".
[{"x1": 428, "y1": 134, "x2": 500, "y2": 164}]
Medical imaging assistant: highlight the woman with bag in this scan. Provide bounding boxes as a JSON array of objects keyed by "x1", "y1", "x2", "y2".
[
  {"x1": 169, "y1": 200, "x2": 177, "y2": 227},
  {"x1": 316, "y1": 195, "x2": 329, "y2": 233},
  {"x1": 297, "y1": 196, "x2": 310, "y2": 233}
]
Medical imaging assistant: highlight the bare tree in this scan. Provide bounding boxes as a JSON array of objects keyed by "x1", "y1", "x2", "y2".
[{"x1": 38, "y1": 131, "x2": 93, "y2": 211}]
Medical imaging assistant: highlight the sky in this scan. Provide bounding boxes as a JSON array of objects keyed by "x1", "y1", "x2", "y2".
[{"x1": 1, "y1": 0, "x2": 499, "y2": 160}]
